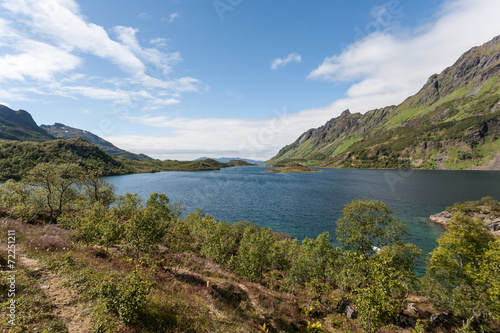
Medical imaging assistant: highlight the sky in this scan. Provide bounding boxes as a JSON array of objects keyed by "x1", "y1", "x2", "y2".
[{"x1": 1, "y1": 0, "x2": 500, "y2": 161}]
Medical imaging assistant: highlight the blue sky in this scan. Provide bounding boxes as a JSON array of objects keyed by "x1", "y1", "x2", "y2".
[{"x1": 1, "y1": 0, "x2": 500, "y2": 160}]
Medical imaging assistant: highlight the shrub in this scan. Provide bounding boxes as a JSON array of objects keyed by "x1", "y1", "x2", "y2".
[{"x1": 99, "y1": 268, "x2": 152, "y2": 325}]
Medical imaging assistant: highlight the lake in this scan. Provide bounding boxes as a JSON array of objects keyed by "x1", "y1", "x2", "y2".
[{"x1": 105, "y1": 166, "x2": 500, "y2": 274}]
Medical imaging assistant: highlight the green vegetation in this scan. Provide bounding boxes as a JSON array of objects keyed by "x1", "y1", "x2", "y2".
[
  {"x1": 0, "y1": 105, "x2": 55, "y2": 142},
  {"x1": 424, "y1": 213, "x2": 500, "y2": 331},
  {"x1": 265, "y1": 163, "x2": 323, "y2": 173},
  {"x1": 0, "y1": 138, "x2": 131, "y2": 180},
  {"x1": 0, "y1": 166, "x2": 499, "y2": 332}
]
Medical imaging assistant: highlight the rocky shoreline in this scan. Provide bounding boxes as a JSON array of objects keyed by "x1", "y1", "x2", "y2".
[{"x1": 429, "y1": 210, "x2": 500, "y2": 236}]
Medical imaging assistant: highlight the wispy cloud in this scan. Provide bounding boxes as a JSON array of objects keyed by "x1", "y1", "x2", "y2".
[
  {"x1": 168, "y1": 12, "x2": 179, "y2": 23},
  {"x1": 270, "y1": 53, "x2": 302, "y2": 70},
  {"x1": 0, "y1": 0, "x2": 202, "y2": 108},
  {"x1": 138, "y1": 12, "x2": 151, "y2": 20}
]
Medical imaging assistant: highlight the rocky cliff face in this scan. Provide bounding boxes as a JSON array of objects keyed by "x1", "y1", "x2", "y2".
[{"x1": 268, "y1": 35, "x2": 500, "y2": 170}]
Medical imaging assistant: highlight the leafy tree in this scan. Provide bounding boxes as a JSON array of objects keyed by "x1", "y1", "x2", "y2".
[
  {"x1": 81, "y1": 169, "x2": 116, "y2": 208},
  {"x1": 145, "y1": 193, "x2": 172, "y2": 222},
  {"x1": 288, "y1": 232, "x2": 337, "y2": 289},
  {"x1": 354, "y1": 256, "x2": 407, "y2": 333},
  {"x1": 477, "y1": 238, "x2": 500, "y2": 320},
  {"x1": 424, "y1": 213, "x2": 495, "y2": 329},
  {"x1": 0, "y1": 179, "x2": 44, "y2": 221},
  {"x1": 201, "y1": 220, "x2": 237, "y2": 265},
  {"x1": 269, "y1": 237, "x2": 300, "y2": 273},
  {"x1": 335, "y1": 200, "x2": 407, "y2": 257},
  {"x1": 237, "y1": 225, "x2": 276, "y2": 282},
  {"x1": 25, "y1": 163, "x2": 85, "y2": 223},
  {"x1": 125, "y1": 204, "x2": 167, "y2": 255},
  {"x1": 113, "y1": 193, "x2": 144, "y2": 221}
]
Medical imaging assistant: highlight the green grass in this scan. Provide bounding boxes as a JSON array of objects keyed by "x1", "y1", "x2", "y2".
[{"x1": 332, "y1": 136, "x2": 363, "y2": 155}]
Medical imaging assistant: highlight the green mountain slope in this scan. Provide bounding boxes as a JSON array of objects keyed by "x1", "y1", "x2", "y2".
[
  {"x1": 0, "y1": 138, "x2": 132, "y2": 180},
  {"x1": 0, "y1": 105, "x2": 55, "y2": 142},
  {"x1": 40, "y1": 123, "x2": 153, "y2": 161},
  {"x1": 268, "y1": 35, "x2": 500, "y2": 170}
]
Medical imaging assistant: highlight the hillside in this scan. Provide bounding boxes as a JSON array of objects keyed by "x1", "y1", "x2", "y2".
[
  {"x1": 268, "y1": 35, "x2": 500, "y2": 170},
  {"x1": 41, "y1": 123, "x2": 153, "y2": 161},
  {"x1": 0, "y1": 105, "x2": 55, "y2": 142},
  {"x1": 0, "y1": 138, "x2": 132, "y2": 180}
]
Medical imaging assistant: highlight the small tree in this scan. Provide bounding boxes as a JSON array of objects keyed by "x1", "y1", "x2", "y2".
[
  {"x1": 288, "y1": 232, "x2": 337, "y2": 289},
  {"x1": 237, "y1": 226, "x2": 275, "y2": 282},
  {"x1": 335, "y1": 200, "x2": 407, "y2": 257},
  {"x1": 82, "y1": 169, "x2": 116, "y2": 208},
  {"x1": 25, "y1": 163, "x2": 85, "y2": 223},
  {"x1": 425, "y1": 213, "x2": 495, "y2": 328},
  {"x1": 0, "y1": 179, "x2": 44, "y2": 221}
]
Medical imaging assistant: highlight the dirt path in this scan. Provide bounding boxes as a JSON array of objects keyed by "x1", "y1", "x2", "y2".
[{"x1": 18, "y1": 254, "x2": 91, "y2": 333}]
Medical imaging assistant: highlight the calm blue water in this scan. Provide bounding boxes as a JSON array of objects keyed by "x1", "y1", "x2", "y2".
[{"x1": 105, "y1": 166, "x2": 500, "y2": 274}]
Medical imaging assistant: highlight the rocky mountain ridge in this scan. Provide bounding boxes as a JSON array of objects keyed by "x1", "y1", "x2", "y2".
[{"x1": 268, "y1": 35, "x2": 500, "y2": 170}]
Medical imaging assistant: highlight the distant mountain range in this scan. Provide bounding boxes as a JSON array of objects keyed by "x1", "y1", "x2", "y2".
[
  {"x1": 41, "y1": 123, "x2": 153, "y2": 161},
  {"x1": 0, "y1": 104, "x2": 152, "y2": 161},
  {"x1": 268, "y1": 35, "x2": 500, "y2": 170},
  {"x1": 195, "y1": 157, "x2": 263, "y2": 164}
]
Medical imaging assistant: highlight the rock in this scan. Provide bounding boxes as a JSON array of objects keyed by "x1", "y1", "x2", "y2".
[
  {"x1": 335, "y1": 298, "x2": 357, "y2": 319},
  {"x1": 428, "y1": 211, "x2": 453, "y2": 227},
  {"x1": 345, "y1": 305, "x2": 357, "y2": 319},
  {"x1": 407, "y1": 302, "x2": 419, "y2": 316},
  {"x1": 485, "y1": 219, "x2": 500, "y2": 231}
]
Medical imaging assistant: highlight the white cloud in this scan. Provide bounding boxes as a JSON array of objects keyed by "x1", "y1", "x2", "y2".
[
  {"x1": 0, "y1": 39, "x2": 81, "y2": 81},
  {"x1": 0, "y1": 0, "x2": 202, "y2": 108},
  {"x1": 308, "y1": 0, "x2": 500, "y2": 109},
  {"x1": 168, "y1": 12, "x2": 179, "y2": 23},
  {"x1": 270, "y1": 53, "x2": 302, "y2": 70}
]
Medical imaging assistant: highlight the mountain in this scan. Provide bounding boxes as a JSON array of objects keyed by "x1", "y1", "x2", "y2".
[
  {"x1": 40, "y1": 123, "x2": 153, "y2": 161},
  {"x1": 0, "y1": 105, "x2": 55, "y2": 142},
  {"x1": 268, "y1": 35, "x2": 500, "y2": 170},
  {"x1": 195, "y1": 157, "x2": 262, "y2": 164}
]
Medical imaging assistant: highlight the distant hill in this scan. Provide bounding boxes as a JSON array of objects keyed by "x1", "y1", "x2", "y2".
[
  {"x1": 268, "y1": 35, "x2": 500, "y2": 170},
  {"x1": 195, "y1": 157, "x2": 262, "y2": 164},
  {"x1": 0, "y1": 105, "x2": 55, "y2": 142},
  {"x1": 0, "y1": 138, "x2": 132, "y2": 180},
  {"x1": 40, "y1": 123, "x2": 153, "y2": 161}
]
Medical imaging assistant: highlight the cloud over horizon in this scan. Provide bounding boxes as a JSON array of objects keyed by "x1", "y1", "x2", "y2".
[{"x1": 108, "y1": 0, "x2": 500, "y2": 160}]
